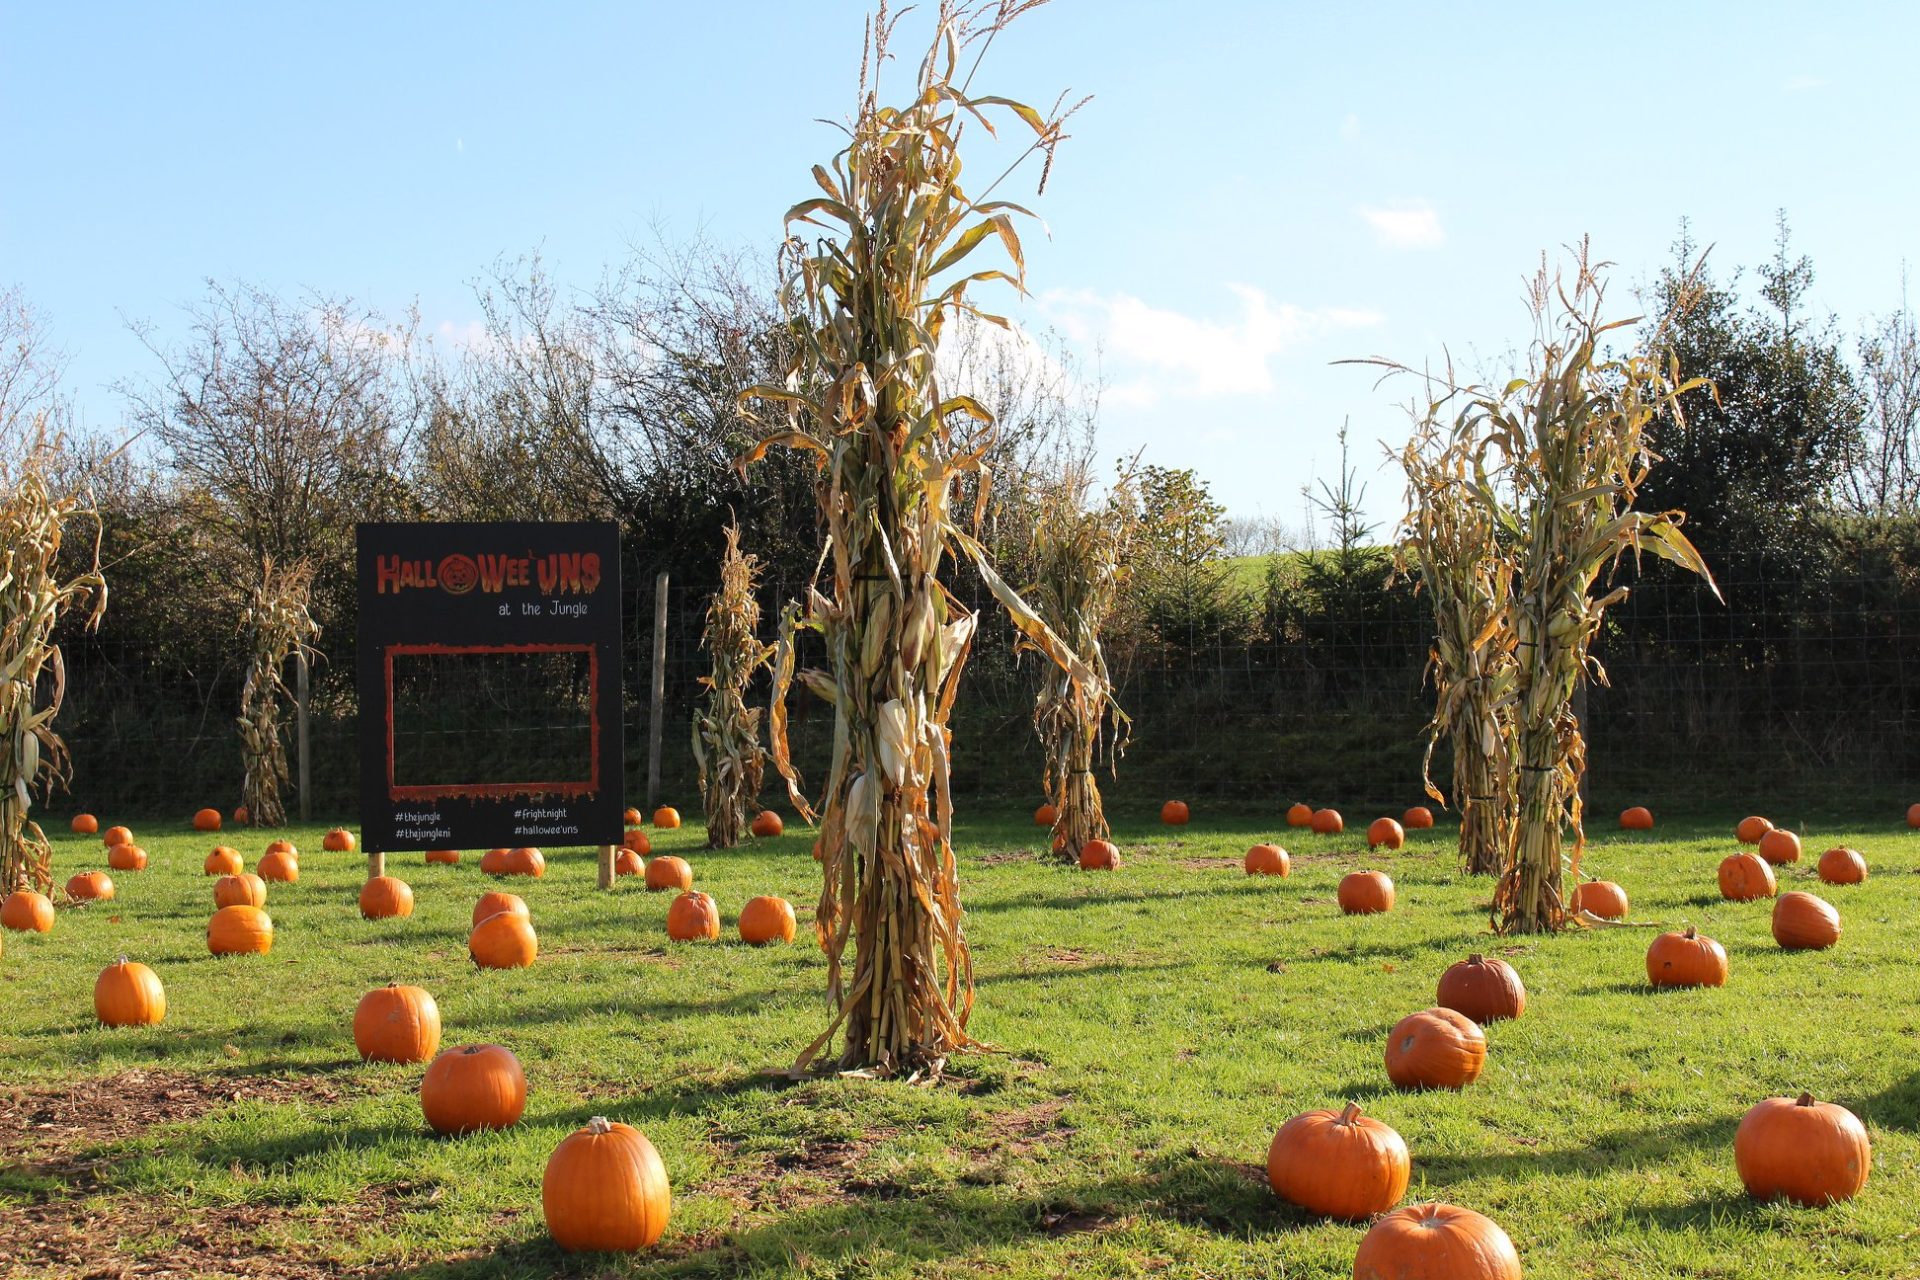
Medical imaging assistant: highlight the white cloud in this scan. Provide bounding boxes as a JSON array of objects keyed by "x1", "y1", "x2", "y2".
[
  {"x1": 1357, "y1": 201, "x2": 1445, "y2": 250},
  {"x1": 1783, "y1": 74, "x2": 1825, "y2": 92},
  {"x1": 1040, "y1": 284, "x2": 1381, "y2": 407}
]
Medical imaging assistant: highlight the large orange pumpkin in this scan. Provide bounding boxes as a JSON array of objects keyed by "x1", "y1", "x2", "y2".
[
  {"x1": 614, "y1": 849, "x2": 645, "y2": 877},
  {"x1": 214, "y1": 872, "x2": 267, "y2": 909},
  {"x1": 1402, "y1": 806, "x2": 1435, "y2": 830},
  {"x1": 71, "y1": 813, "x2": 99, "y2": 834},
  {"x1": 1384, "y1": 1008, "x2": 1486, "y2": 1091},
  {"x1": 1311, "y1": 808, "x2": 1344, "y2": 835},
  {"x1": 1244, "y1": 843, "x2": 1290, "y2": 876},
  {"x1": 421, "y1": 1043, "x2": 527, "y2": 1135},
  {"x1": 257, "y1": 849, "x2": 299, "y2": 883},
  {"x1": 1078, "y1": 839, "x2": 1120, "y2": 870},
  {"x1": 1717, "y1": 851, "x2": 1776, "y2": 902},
  {"x1": 204, "y1": 846, "x2": 244, "y2": 876},
  {"x1": 1266, "y1": 1101, "x2": 1409, "y2": 1221},
  {"x1": 1772, "y1": 891, "x2": 1840, "y2": 950},
  {"x1": 1757, "y1": 828, "x2": 1801, "y2": 865},
  {"x1": 1353, "y1": 1203, "x2": 1521, "y2": 1280},
  {"x1": 108, "y1": 843, "x2": 148, "y2": 872},
  {"x1": 472, "y1": 891, "x2": 529, "y2": 928},
  {"x1": 2, "y1": 890, "x2": 55, "y2": 932},
  {"x1": 666, "y1": 891, "x2": 720, "y2": 942},
  {"x1": 1570, "y1": 879, "x2": 1628, "y2": 920},
  {"x1": 426, "y1": 848, "x2": 461, "y2": 865},
  {"x1": 1620, "y1": 805, "x2": 1653, "y2": 830},
  {"x1": 102, "y1": 825, "x2": 133, "y2": 848},
  {"x1": 1160, "y1": 800, "x2": 1190, "y2": 826},
  {"x1": 95, "y1": 958, "x2": 166, "y2": 1027},
  {"x1": 359, "y1": 875, "x2": 415, "y2": 920},
  {"x1": 1817, "y1": 847, "x2": 1867, "y2": 885},
  {"x1": 1286, "y1": 803, "x2": 1313, "y2": 828},
  {"x1": 1734, "y1": 1092, "x2": 1871, "y2": 1206},
  {"x1": 470, "y1": 911, "x2": 538, "y2": 969},
  {"x1": 208, "y1": 904, "x2": 273, "y2": 955},
  {"x1": 750, "y1": 810, "x2": 784, "y2": 838},
  {"x1": 353, "y1": 983, "x2": 441, "y2": 1063},
  {"x1": 624, "y1": 806, "x2": 644, "y2": 828},
  {"x1": 543, "y1": 1116, "x2": 671, "y2": 1251},
  {"x1": 644, "y1": 855, "x2": 692, "y2": 892},
  {"x1": 323, "y1": 828, "x2": 357, "y2": 853},
  {"x1": 738, "y1": 895, "x2": 797, "y2": 946},
  {"x1": 1436, "y1": 954, "x2": 1525, "y2": 1024},
  {"x1": 653, "y1": 806, "x2": 682, "y2": 829},
  {"x1": 480, "y1": 846, "x2": 545, "y2": 877},
  {"x1": 1736, "y1": 815, "x2": 1773, "y2": 844},
  {"x1": 1338, "y1": 870, "x2": 1395, "y2": 915},
  {"x1": 1033, "y1": 803, "x2": 1057, "y2": 827},
  {"x1": 67, "y1": 871, "x2": 114, "y2": 901},
  {"x1": 1646, "y1": 926, "x2": 1726, "y2": 987},
  {"x1": 192, "y1": 807, "x2": 222, "y2": 832},
  {"x1": 622, "y1": 829, "x2": 652, "y2": 855},
  {"x1": 1366, "y1": 817, "x2": 1405, "y2": 850}
]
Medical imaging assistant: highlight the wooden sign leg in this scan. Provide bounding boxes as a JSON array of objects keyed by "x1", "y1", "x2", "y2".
[
  {"x1": 368, "y1": 849, "x2": 385, "y2": 881},
  {"x1": 597, "y1": 843, "x2": 615, "y2": 890}
]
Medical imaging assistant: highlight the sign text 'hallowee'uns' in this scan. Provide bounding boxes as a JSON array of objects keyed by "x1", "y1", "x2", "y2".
[{"x1": 374, "y1": 552, "x2": 604, "y2": 597}]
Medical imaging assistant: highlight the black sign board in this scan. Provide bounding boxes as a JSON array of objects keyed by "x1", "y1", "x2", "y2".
[{"x1": 355, "y1": 521, "x2": 624, "y2": 853}]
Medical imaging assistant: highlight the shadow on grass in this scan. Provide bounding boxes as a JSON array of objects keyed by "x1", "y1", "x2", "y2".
[
  {"x1": 1861, "y1": 1070, "x2": 1920, "y2": 1131},
  {"x1": 974, "y1": 960, "x2": 1190, "y2": 988},
  {"x1": 1429, "y1": 1108, "x2": 1743, "y2": 1183}
]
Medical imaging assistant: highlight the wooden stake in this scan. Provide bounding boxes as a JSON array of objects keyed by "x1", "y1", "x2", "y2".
[
  {"x1": 597, "y1": 843, "x2": 615, "y2": 890},
  {"x1": 367, "y1": 849, "x2": 385, "y2": 881},
  {"x1": 646, "y1": 571, "x2": 668, "y2": 810}
]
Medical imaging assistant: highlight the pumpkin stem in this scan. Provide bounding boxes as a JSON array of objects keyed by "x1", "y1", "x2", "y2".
[
  {"x1": 1796, "y1": 1092, "x2": 1816, "y2": 1107},
  {"x1": 1683, "y1": 926, "x2": 1697, "y2": 939},
  {"x1": 1338, "y1": 1101, "x2": 1363, "y2": 1124},
  {"x1": 117, "y1": 954, "x2": 129, "y2": 965},
  {"x1": 1467, "y1": 953, "x2": 1485, "y2": 965},
  {"x1": 588, "y1": 1115, "x2": 613, "y2": 1134}
]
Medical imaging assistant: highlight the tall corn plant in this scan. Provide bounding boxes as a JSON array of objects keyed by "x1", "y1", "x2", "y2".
[
  {"x1": 1468, "y1": 248, "x2": 1717, "y2": 932},
  {"x1": 237, "y1": 558, "x2": 319, "y2": 828},
  {"x1": 0, "y1": 426, "x2": 105, "y2": 893},
  {"x1": 1396, "y1": 417, "x2": 1515, "y2": 875},
  {"x1": 693, "y1": 524, "x2": 774, "y2": 849},
  {"x1": 1023, "y1": 465, "x2": 1134, "y2": 861},
  {"x1": 741, "y1": 0, "x2": 1092, "y2": 1076}
]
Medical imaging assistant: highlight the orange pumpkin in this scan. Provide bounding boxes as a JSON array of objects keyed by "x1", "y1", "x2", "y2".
[
  {"x1": 353, "y1": 983, "x2": 441, "y2": 1063},
  {"x1": 1717, "y1": 851, "x2": 1777, "y2": 902},
  {"x1": 1402, "y1": 806, "x2": 1435, "y2": 830},
  {"x1": 208, "y1": 904, "x2": 273, "y2": 955},
  {"x1": 1772, "y1": 891, "x2": 1840, "y2": 950},
  {"x1": 472, "y1": 891, "x2": 529, "y2": 928},
  {"x1": 1286, "y1": 803, "x2": 1313, "y2": 828},
  {"x1": 1353, "y1": 1203, "x2": 1521, "y2": 1280},
  {"x1": 623, "y1": 807, "x2": 643, "y2": 827},
  {"x1": 71, "y1": 813, "x2": 99, "y2": 834},
  {"x1": 470, "y1": 911, "x2": 538, "y2": 969},
  {"x1": 1384, "y1": 1008, "x2": 1486, "y2": 1090},
  {"x1": 1646, "y1": 925, "x2": 1726, "y2": 987},
  {"x1": 1757, "y1": 828, "x2": 1801, "y2": 865},
  {"x1": 204, "y1": 846, "x2": 244, "y2": 876},
  {"x1": 1160, "y1": 800, "x2": 1190, "y2": 826},
  {"x1": 421, "y1": 1043, "x2": 527, "y2": 1135},
  {"x1": 1244, "y1": 843, "x2": 1290, "y2": 876},
  {"x1": 1620, "y1": 805, "x2": 1653, "y2": 830},
  {"x1": 1817, "y1": 847, "x2": 1867, "y2": 885},
  {"x1": 543, "y1": 1116, "x2": 671, "y2": 1251},
  {"x1": 1267, "y1": 1101, "x2": 1409, "y2": 1221},
  {"x1": 1908, "y1": 802, "x2": 1920, "y2": 830},
  {"x1": 426, "y1": 848, "x2": 461, "y2": 865},
  {"x1": 750, "y1": 810, "x2": 784, "y2": 838},
  {"x1": 323, "y1": 828, "x2": 357, "y2": 852},
  {"x1": 66, "y1": 871, "x2": 114, "y2": 901},
  {"x1": 359, "y1": 875, "x2": 415, "y2": 920},
  {"x1": 1366, "y1": 817, "x2": 1404, "y2": 850},
  {"x1": 622, "y1": 829, "x2": 652, "y2": 855},
  {"x1": 1338, "y1": 870, "x2": 1395, "y2": 915},
  {"x1": 2, "y1": 890, "x2": 55, "y2": 933},
  {"x1": 1311, "y1": 808, "x2": 1344, "y2": 835},
  {"x1": 108, "y1": 843, "x2": 148, "y2": 872},
  {"x1": 102, "y1": 825, "x2": 133, "y2": 848},
  {"x1": 257, "y1": 849, "x2": 299, "y2": 883},
  {"x1": 1436, "y1": 954, "x2": 1525, "y2": 1024},
  {"x1": 1736, "y1": 815, "x2": 1773, "y2": 844},
  {"x1": 666, "y1": 890, "x2": 720, "y2": 942},
  {"x1": 214, "y1": 872, "x2": 267, "y2": 909},
  {"x1": 1570, "y1": 879, "x2": 1628, "y2": 920},
  {"x1": 738, "y1": 895, "x2": 797, "y2": 946},
  {"x1": 614, "y1": 849, "x2": 645, "y2": 877},
  {"x1": 95, "y1": 958, "x2": 166, "y2": 1027},
  {"x1": 653, "y1": 806, "x2": 681, "y2": 829},
  {"x1": 644, "y1": 855, "x2": 693, "y2": 892},
  {"x1": 232, "y1": 804, "x2": 249, "y2": 825},
  {"x1": 1033, "y1": 803, "x2": 1057, "y2": 827},
  {"x1": 480, "y1": 846, "x2": 545, "y2": 877},
  {"x1": 1735, "y1": 1092, "x2": 1871, "y2": 1206},
  {"x1": 265, "y1": 839, "x2": 297, "y2": 856},
  {"x1": 1078, "y1": 839, "x2": 1120, "y2": 870},
  {"x1": 192, "y1": 807, "x2": 222, "y2": 832}
]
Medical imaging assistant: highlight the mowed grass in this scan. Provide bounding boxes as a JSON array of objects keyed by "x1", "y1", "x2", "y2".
[{"x1": 4, "y1": 804, "x2": 1919, "y2": 1279}]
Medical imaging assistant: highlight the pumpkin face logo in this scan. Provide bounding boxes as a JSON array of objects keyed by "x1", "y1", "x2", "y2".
[{"x1": 438, "y1": 554, "x2": 479, "y2": 595}]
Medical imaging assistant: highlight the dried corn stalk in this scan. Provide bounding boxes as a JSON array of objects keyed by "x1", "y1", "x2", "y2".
[
  {"x1": 1396, "y1": 414, "x2": 1515, "y2": 875},
  {"x1": 0, "y1": 424, "x2": 105, "y2": 893},
  {"x1": 692, "y1": 524, "x2": 774, "y2": 848},
  {"x1": 237, "y1": 558, "x2": 318, "y2": 828},
  {"x1": 740, "y1": 0, "x2": 1092, "y2": 1077},
  {"x1": 1022, "y1": 465, "x2": 1134, "y2": 861}
]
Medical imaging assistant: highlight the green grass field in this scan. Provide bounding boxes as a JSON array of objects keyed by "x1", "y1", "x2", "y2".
[{"x1": 4, "y1": 805, "x2": 1917, "y2": 1279}]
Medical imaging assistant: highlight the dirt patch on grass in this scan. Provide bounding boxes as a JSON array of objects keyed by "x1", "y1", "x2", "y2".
[
  {"x1": 979, "y1": 848, "x2": 1038, "y2": 865},
  {"x1": 1177, "y1": 857, "x2": 1241, "y2": 871}
]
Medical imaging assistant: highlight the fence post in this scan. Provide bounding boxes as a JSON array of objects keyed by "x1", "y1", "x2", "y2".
[
  {"x1": 646, "y1": 571, "x2": 669, "y2": 810},
  {"x1": 1572, "y1": 679, "x2": 1590, "y2": 804},
  {"x1": 295, "y1": 650, "x2": 311, "y2": 823}
]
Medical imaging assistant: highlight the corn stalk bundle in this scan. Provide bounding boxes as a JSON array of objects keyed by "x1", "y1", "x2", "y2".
[
  {"x1": 237, "y1": 558, "x2": 319, "y2": 828},
  {"x1": 1395, "y1": 416, "x2": 1515, "y2": 875},
  {"x1": 1022, "y1": 466, "x2": 1134, "y2": 861},
  {"x1": 0, "y1": 426, "x2": 105, "y2": 893},
  {"x1": 692, "y1": 524, "x2": 774, "y2": 848},
  {"x1": 1464, "y1": 248, "x2": 1717, "y2": 932},
  {"x1": 739, "y1": 0, "x2": 1092, "y2": 1077}
]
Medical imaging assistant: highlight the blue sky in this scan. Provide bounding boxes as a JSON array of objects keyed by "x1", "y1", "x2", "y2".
[{"x1": 4, "y1": 1, "x2": 1916, "y2": 531}]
